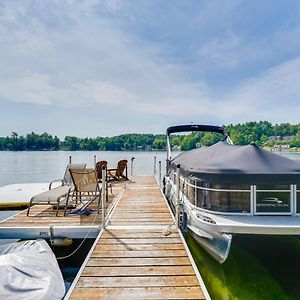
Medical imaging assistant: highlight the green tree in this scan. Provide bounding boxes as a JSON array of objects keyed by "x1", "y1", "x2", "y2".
[{"x1": 64, "y1": 136, "x2": 80, "y2": 151}]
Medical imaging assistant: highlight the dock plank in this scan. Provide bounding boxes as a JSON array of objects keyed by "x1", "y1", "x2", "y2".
[
  {"x1": 95, "y1": 243, "x2": 185, "y2": 251},
  {"x1": 70, "y1": 287, "x2": 204, "y2": 299},
  {"x1": 86, "y1": 257, "x2": 192, "y2": 267},
  {"x1": 91, "y1": 250, "x2": 189, "y2": 258},
  {"x1": 82, "y1": 265, "x2": 195, "y2": 276},
  {"x1": 98, "y1": 238, "x2": 183, "y2": 244},
  {"x1": 77, "y1": 275, "x2": 199, "y2": 287}
]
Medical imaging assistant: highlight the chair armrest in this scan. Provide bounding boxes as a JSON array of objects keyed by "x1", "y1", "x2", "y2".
[
  {"x1": 68, "y1": 185, "x2": 75, "y2": 193},
  {"x1": 49, "y1": 179, "x2": 63, "y2": 190}
]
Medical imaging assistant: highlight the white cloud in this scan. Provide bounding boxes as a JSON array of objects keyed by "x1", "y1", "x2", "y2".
[
  {"x1": 0, "y1": 0, "x2": 214, "y2": 116},
  {"x1": 0, "y1": 74, "x2": 136, "y2": 107},
  {"x1": 223, "y1": 56, "x2": 300, "y2": 123},
  {"x1": 1, "y1": 0, "x2": 300, "y2": 137}
]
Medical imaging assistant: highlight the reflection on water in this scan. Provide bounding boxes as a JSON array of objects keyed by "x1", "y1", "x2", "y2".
[{"x1": 186, "y1": 233, "x2": 300, "y2": 300}]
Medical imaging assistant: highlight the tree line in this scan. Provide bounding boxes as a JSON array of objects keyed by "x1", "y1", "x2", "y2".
[
  {"x1": 0, "y1": 132, "x2": 166, "y2": 151},
  {"x1": 1, "y1": 121, "x2": 300, "y2": 151}
]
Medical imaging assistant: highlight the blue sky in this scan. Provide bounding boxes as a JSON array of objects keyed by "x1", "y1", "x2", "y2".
[{"x1": 1, "y1": 0, "x2": 300, "y2": 138}]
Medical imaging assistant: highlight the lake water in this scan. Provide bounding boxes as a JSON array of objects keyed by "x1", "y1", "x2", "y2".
[
  {"x1": 1, "y1": 150, "x2": 300, "y2": 299},
  {"x1": 0, "y1": 150, "x2": 166, "y2": 187}
]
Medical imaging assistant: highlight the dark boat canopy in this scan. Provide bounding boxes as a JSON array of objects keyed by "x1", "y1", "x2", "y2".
[
  {"x1": 166, "y1": 124, "x2": 227, "y2": 137},
  {"x1": 170, "y1": 141, "x2": 300, "y2": 184}
]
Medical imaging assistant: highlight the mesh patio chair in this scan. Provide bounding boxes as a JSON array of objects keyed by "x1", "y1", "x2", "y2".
[
  {"x1": 63, "y1": 168, "x2": 101, "y2": 216},
  {"x1": 107, "y1": 159, "x2": 129, "y2": 182},
  {"x1": 27, "y1": 164, "x2": 87, "y2": 216}
]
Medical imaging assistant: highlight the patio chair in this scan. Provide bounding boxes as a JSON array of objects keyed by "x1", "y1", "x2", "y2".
[
  {"x1": 95, "y1": 160, "x2": 108, "y2": 180},
  {"x1": 27, "y1": 163, "x2": 87, "y2": 216},
  {"x1": 95, "y1": 160, "x2": 113, "y2": 200},
  {"x1": 63, "y1": 168, "x2": 101, "y2": 216},
  {"x1": 107, "y1": 159, "x2": 129, "y2": 181}
]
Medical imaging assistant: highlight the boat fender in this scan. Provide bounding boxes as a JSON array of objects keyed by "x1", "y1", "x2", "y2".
[
  {"x1": 162, "y1": 176, "x2": 166, "y2": 194},
  {"x1": 50, "y1": 238, "x2": 73, "y2": 247},
  {"x1": 179, "y1": 211, "x2": 188, "y2": 234}
]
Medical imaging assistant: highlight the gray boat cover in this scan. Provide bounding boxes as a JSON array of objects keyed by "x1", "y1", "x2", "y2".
[
  {"x1": 171, "y1": 141, "x2": 300, "y2": 184},
  {"x1": 0, "y1": 239, "x2": 65, "y2": 300}
]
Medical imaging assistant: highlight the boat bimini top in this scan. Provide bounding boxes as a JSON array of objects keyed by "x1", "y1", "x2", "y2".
[
  {"x1": 167, "y1": 124, "x2": 300, "y2": 185},
  {"x1": 166, "y1": 124, "x2": 232, "y2": 161}
]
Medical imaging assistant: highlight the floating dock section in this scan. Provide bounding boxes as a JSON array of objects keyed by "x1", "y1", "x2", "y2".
[
  {"x1": 66, "y1": 176, "x2": 208, "y2": 299},
  {"x1": 0, "y1": 184, "x2": 123, "y2": 239}
]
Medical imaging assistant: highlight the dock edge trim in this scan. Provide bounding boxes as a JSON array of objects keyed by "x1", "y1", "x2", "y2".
[{"x1": 156, "y1": 175, "x2": 211, "y2": 300}]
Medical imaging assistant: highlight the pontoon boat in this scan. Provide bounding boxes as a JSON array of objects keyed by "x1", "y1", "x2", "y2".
[{"x1": 164, "y1": 125, "x2": 300, "y2": 263}]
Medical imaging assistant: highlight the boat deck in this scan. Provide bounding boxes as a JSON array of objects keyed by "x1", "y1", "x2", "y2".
[
  {"x1": 0, "y1": 183, "x2": 124, "y2": 239},
  {"x1": 67, "y1": 176, "x2": 207, "y2": 300}
]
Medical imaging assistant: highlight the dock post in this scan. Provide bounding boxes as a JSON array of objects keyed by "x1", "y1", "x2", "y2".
[
  {"x1": 130, "y1": 157, "x2": 135, "y2": 177},
  {"x1": 166, "y1": 159, "x2": 169, "y2": 176},
  {"x1": 158, "y1": 160, "x2": 162, "y2": 188},
  {"x1": 176, "y1": 164, "x2": 180, "y2": 228},
  {"x1": 69, "y1": 156, "x2": 72, "y2": 164},
  {"x1": 101, "y1": 166, "x2": 106, "y2": 229},
  {"x1": 94, "y1": 155, "x2": 97, "y2": 167},
  {"x1": 154, "y1": 156, "x2": 157, "y2": 175}
]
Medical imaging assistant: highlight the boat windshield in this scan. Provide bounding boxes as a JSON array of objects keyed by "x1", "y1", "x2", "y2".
[
  {"x1": 186, "y1": 181, "x2": 251, "y2": 213},
  {"x1": 176, "y1": 177, "x2": 295, "y2": 215}
]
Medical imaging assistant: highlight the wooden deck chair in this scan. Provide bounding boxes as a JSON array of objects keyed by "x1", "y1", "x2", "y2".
[
  {"x1": 95, "y1": 160, "x2": 112, "y2": 201},
  {"x1": 27, "y1": 164, "x2": 87, "y2": 216},
  {"x1": 95, "y1": 160, "x2": 108, "y2": 181},
  {"x1": 107, "y1": 159, "x2": 129, "y2": 181},
  {"x1": 64, "y1": 168, "x2": 101, "y2": 216}
]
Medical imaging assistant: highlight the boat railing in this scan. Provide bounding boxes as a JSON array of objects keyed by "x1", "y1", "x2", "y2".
[
  {"x1": 168, "y1": 170, "x2": 297, "y2": 216},
  {"x1": 182, "y1": 181, "x2": 251, "y2": 193}
]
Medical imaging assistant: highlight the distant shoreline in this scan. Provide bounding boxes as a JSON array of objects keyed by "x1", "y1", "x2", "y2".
[
  {"x1": 0, "y1": 148, "x2": 299, "y2": 153},
  {"x1": 0, "y1": 149, "x2": 167, "y2": 152},
  {"x1": 2, "y1": 121, "x2": 300, "y2": 152}
]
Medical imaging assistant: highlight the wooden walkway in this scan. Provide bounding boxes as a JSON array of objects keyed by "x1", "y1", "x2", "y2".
[{"x1": 67, "y1": 176, "x2": 207, "y2": 300}]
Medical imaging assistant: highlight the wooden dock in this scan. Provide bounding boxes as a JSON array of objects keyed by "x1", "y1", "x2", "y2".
[
  {"x1": 0, "y1": 183, "x2": 123, "y2": 239},
  {"x1": 66, "y1": 176, "x2": 207, "y2": 300}
]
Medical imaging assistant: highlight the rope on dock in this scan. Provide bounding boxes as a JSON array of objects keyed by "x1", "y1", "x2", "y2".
[{"x1": 56, "y1": 211, "x2": 100, "y2": 260}]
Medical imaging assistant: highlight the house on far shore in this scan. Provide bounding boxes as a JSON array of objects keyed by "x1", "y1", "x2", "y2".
[
  {"x1": 268, "y1": 135, "x2": 283, "y2": 141},
  {"x1": 268, "y1": 135, "x2": 296, "y2": 141},
  {"x1": 282, "y1": 136, "x2": 295, "y2": 141},
  {"x1": 268, "y1": 135, "x2": 297, "y2": 151},
  {"x1": 272, "y1": 144, "x2": 290, "y2": 151}
]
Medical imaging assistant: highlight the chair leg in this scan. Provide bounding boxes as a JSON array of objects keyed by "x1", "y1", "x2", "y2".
[
  {"x1": 56, "y1": 199, "x2": 60, "y2": 216},
  {"x1": 106, "y1": 184, "x2": 108, "y2": 201},
  {"x1": 27, "y1": 200, "x2": 32, "y2": 216},
  {"x1": 97, "y1": 190, "x2": 101, "y2": 214},
  {"x1": 64, "y1": 193, "x2": 71, "y2": 216},
  {"x1": 27, "y1": 205, "x2": 30, "y2": 216}
]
